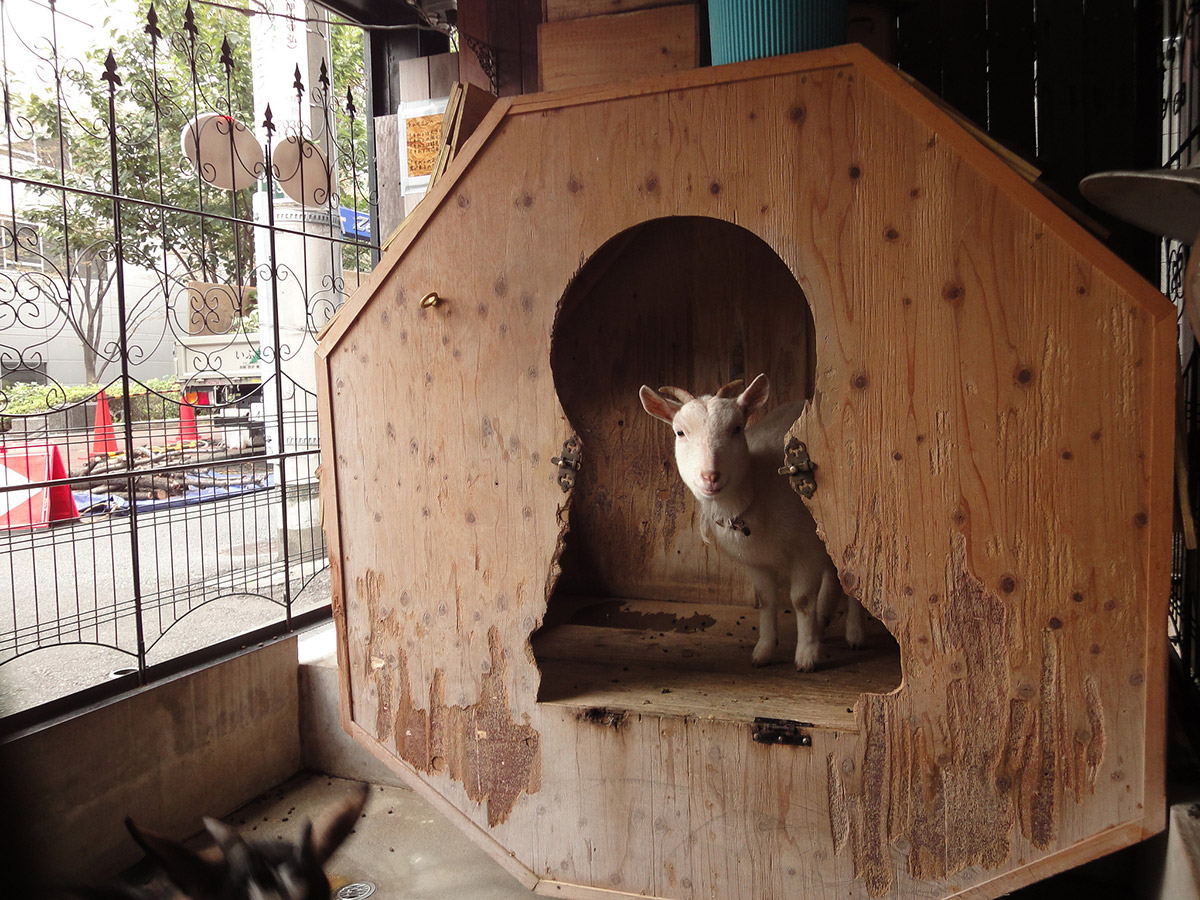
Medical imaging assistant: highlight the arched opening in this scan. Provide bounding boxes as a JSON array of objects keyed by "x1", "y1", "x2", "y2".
[{"x1": 535, "y1": 217, "x2": 900, "y2": 728}]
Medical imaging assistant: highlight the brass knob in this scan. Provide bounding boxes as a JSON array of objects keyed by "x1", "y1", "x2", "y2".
[{"x1": 420, "y1": 291, "x2": 442, "y2": 308}]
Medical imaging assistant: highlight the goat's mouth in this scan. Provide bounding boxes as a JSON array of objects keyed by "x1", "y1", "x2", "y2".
[{"x1": 698, "y1": 483, "x2": 723, "y2": 497}]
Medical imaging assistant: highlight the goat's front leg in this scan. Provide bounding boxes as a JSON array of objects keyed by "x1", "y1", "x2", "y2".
[
  {"x1": 844, "y1": 594, "x2": 867, "y2": 649},
  {"x1": 751, "y1": 570, "x2": 779, "y2": 666},
  {"x1": 791, "y1": 574, "x2": 824, "y2": 672}
]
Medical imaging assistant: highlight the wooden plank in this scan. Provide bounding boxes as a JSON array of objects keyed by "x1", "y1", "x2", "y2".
[
  {"x1": 538, "y1": 4, "x2": 698, "y2": 92},
  {"x1": 452, "y1": 81, "x2": 497, "y2": 152},
  {"x1": 518, "y1": 0, "x2": 543, "y2": 94},
  {"x1": 396, "y1": 55, "x2": 432, "y2": 105},
  {"x1": 457, "y1": 0, "x2": 540, "y2": 96},
  {"x1": 428, "y1": 51, "x2": 460, "y2": 98},
  {"x1": 371, "y1": 114, "x2": 403, "y2": 243},
  {"x1": 534, "y1": 600, "x2": 901, "y2": 729},
  {"x1": 544, "y1": 0, "x2": 684, "y2": 21}
]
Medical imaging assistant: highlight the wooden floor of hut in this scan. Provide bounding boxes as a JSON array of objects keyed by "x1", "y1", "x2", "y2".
[{"x1": 533, "y1": 598, "x2": 902, "y2": 731}]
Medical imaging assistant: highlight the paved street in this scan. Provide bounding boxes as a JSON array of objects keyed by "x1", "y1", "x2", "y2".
[{"x1": 0, "y1": 482, "x2": 330, "y2": 717}]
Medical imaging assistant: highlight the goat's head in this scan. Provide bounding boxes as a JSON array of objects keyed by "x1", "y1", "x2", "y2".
[
  {"x1": 119, "y1": 783, "x2": 369, "y2": 900},
  {"x1": 639, "y1": 374, "x2": 769, "y2": 501}
]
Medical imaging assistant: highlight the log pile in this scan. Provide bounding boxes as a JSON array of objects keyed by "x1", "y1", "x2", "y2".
[{"x1": 74, "y1": 440, "x2": 265, "y2": 501}]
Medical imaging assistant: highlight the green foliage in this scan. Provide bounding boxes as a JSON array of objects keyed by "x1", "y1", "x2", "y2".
[
  {"x1": 16, "y1": 0, "x2": 257, "y2": 382},
  {"x1": 328, "y1": 16, "x2": 371, "y2": 272},
  {"x1": 1, "y1": 374, "x2": 181, "y2": 424}
]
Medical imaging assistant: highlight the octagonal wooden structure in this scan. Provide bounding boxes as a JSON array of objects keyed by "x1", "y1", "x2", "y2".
[{"x1": 316, "y1": 45, "x2": 1174, "y2": 900}]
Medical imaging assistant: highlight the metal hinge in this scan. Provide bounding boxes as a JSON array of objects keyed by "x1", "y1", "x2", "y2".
[
  {"x1": 778, "y1": 437, "x2": 817, "y2": 498},
  {"x1": 751, "y1": 717, "x2": 813, "y2": 747},
  {"x1": 551, "y1": 436, "x2": 582, "y2": 492}
]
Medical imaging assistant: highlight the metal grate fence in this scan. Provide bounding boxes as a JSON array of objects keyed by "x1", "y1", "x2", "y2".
[{"x1": 0, "y1": 0, "x2": 376, "y2": 727}]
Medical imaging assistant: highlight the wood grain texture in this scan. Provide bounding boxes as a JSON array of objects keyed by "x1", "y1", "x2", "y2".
[
  {"x1": 535, "y1": 597, "x2": 900, "y2": 727},
  {"x1": 372, "y1": 115, "x2": 403, "y2": 243},
  {"x1": 544, "y1": 0, "x2": 686, "y2": 22},
  {"x1": 317, "y1": 46, "x2": 1173, "y2": 900},
  {"x1": 537, "y1": 4, "x2": 699, "y2": 92}
]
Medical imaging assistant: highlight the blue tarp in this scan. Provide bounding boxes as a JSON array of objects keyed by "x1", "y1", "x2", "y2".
[{"x1": 73, "y1": 473, "x2": 273, "y2": 517}]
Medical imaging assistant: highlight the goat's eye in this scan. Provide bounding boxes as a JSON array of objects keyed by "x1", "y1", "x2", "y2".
[
  {"x1": 732, "y1": 425, "x2": 742, "y2": 435},
  {"x1": 675, "y1": 430, "x2": 685, "y2": 438}
]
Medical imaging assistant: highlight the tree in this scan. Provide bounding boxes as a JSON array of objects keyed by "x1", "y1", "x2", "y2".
[
  {"x1": 328, "y1": 16, "x2": 370, "y2": 272},
  {"x1": 14, "y1": 0, "x2": 256, "y2": 384}
]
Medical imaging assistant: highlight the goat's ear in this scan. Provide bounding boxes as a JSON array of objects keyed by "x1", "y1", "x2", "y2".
[
  {"x1": 639, "y1": 385, "x2": 682, "y2": 425},
  {"x1": 310, "y1": 782, "x2": 369, "y2": 865},
  {"x1": 737, "y1": 374, "x2": 770, "y2": 415},
  {"x1": 125, "y1": 819, "x2": 223, "y2": 900}
]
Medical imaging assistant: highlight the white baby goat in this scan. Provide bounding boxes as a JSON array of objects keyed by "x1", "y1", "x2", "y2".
[{"x1": 639, "y1": 374, "x2": 865, "y2": 671}]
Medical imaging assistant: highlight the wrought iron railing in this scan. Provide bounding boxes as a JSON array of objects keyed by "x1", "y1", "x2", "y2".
[{"x1": 0, "y1": 0, "x2": 376, "y2": 728}]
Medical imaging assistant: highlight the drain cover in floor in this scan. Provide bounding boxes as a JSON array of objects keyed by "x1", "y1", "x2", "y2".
[{"x1": 336, "y1": 883, "x2": 376, "y2": 900}]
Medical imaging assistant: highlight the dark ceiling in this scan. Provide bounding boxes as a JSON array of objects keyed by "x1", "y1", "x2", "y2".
[{"x1": 314, "y1": 0, "x2": 424, "y2": 28}]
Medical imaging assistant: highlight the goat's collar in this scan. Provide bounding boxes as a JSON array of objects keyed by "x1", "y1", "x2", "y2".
[{"x1": 712, "y1": 514, "x2": 751, "y2": 536}]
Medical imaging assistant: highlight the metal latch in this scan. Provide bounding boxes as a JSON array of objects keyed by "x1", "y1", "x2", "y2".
[
  {"x1": 778, "y1": 437, "x2": 817, "y2": 498},
  {"x1": 551, "y1": 436, "x2": 582, "y2": 492},
  {"x1": 751, "y1": 717, "x2": 813, "y2": 747}
]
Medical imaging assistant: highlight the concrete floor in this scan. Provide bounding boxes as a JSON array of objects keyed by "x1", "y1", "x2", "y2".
[{"x1": 155, "y1": 772, "x2": 533, "y2": 900}]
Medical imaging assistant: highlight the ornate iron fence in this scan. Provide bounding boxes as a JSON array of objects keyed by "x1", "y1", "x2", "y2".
[
  {"x1": 1163, "y1": 1, "x2": 1200, "y2": 711},
  {"x1": 0, "y1": 0, "x2": 376, "y2": 727}
]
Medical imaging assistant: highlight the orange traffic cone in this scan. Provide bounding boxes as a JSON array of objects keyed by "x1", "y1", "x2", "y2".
[
  {"x1": 175, "y1": 395, "x2": 200, "y2": 444},
  {"x1": 90, "y1": 389, "x2": 118, "y2": 456}
]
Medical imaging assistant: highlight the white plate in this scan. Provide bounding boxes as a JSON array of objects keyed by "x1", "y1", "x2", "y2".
[
  {"x1": 180, "y1": 113, "x2": 263, "y2": 191},
  {"x1": 272, "y1": 135, "x2": 332, "y2": 207}
]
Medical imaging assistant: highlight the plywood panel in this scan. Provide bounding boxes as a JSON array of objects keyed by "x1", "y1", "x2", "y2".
[
  {"x1": 372, "y1": 114, "x2": 403, "y2": 241},
  {"x1": 544, "y1": 0, "x2": 688, "y2": 21},
  {"x1": 534, "y1": 597, "x2": 900, "y2": 727},
  {"x1": 538, "y1": 4, "x2": 698, "y2": 91},
  {"x1": 319, "y1": 46, "x2": 1174, "y2": 900},
  {"x1": 551, "y1": 216, "x2": 816, "y2": 604}
]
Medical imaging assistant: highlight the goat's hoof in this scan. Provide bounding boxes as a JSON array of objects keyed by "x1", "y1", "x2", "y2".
[
  {"x1": 751, "y1": 641, "x2": 775, "y2": 667},
  {"x1": 794, "y1": 644, "x2": 820, "y2": 672},
  {"x1": 845, "y1": 626, "x2": 867, "y2": 650}
]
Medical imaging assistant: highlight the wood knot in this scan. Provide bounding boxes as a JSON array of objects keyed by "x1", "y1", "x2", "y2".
[
  {"x1": 709, "y1": 181, "x2": 722, "y2": 195},
  {"x1": 851, "y1": 372, "x2": 868, "y2": 390},
  {"x1": 848, "y1": 164, "x2": 861, "y2": 180},
  {"x1": 788, "y1": 105, "x2": 806, "y2": 123},
  {"x1": 1015, "y1": 366, "x2": 1034, "y2": 386},
  {"x1": 999, "y1": 575, "x2": 1017, "y2": 593},
  {"x1": 943, "y1": 283, "x2": 964, "y2": 304}
]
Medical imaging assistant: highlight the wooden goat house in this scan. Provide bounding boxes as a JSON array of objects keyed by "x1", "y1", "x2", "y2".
[{"x1": 317, "y1": 45, "x2": 1173, "y2": 900}]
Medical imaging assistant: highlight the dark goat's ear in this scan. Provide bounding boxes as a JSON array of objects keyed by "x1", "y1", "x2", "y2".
[
  {"x1": 310, "y1": 782, "x2": 369, "y2": 865},
  {"x1": 125, "y1": 819, "x2": 223, "y2": 900}
]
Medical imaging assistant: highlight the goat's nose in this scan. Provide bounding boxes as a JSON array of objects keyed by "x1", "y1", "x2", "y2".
[{"x1": 702, "y1": 470, "x2": 720, "y2": 486}]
